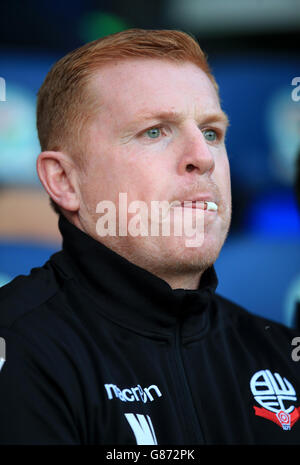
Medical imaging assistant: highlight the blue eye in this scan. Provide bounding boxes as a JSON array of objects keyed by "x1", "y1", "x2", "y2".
[
  {"x1": 203, "y1": 129, "x2": 217, "y2": 142},
  {"x1": 146, "y1": 127, "x2": 161, "y2": 139}
]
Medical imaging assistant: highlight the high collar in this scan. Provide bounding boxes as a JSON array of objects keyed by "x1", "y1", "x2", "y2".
[{"x1": 51, "y1": 215, "x2": 219, "y2": 338}]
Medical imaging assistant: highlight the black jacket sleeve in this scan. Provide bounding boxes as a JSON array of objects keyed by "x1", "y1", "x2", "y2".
[{"x1": 0, "y1": 327, "x2": 81, "y2": 445}]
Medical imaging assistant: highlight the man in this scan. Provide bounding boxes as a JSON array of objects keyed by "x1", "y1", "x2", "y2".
[{"x1": 0, "y1": 28, "x2": 299, "y2": 445}]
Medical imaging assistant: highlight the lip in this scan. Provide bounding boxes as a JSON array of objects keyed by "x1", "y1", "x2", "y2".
[
  {"x1": 171, "y1": 195, "x2": 218, "y2": 210},
  {"x1": 181, "y1": 201, "x2": 206, "y2": 209},
  {"x1": 181, "y1": 195, "x2": 216, "y2": 203}
]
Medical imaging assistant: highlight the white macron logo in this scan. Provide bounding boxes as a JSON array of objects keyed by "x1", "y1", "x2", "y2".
[{"x1": 104, "y1": 383, "x2": 162, "y2": 403}]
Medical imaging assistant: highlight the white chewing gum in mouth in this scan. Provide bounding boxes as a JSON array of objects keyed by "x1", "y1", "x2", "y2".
[{"x1": 205, "y1": 201, "x2": 218, "y2": 211}]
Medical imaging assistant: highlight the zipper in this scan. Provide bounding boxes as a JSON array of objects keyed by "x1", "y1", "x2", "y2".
[{"x1": 174, "y1": 323, "x2": 205, "y2": 444}]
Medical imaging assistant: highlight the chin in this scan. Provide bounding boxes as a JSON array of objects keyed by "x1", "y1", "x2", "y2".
[{"x1": 155, "y1": 235, "x2": 223, "y2": 273}]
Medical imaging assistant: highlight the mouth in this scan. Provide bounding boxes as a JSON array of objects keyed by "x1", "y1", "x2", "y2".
[{"x1": 172, "y1": 200, "x2": 218, "y2": 212}]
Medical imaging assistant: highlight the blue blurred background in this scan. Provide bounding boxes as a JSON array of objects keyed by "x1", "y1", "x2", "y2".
[{"x1": 0, "y1": 0, "x2": 299, "y2": 326}]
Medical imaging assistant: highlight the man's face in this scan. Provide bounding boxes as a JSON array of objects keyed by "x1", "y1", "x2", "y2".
[{"x1": 75, "y1": 59, "x2": 232, "y2": 278}]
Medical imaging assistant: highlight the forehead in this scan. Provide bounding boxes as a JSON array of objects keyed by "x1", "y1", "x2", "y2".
[{"x1": 89, "y1": 59, "x2": 221, "y2": 125}]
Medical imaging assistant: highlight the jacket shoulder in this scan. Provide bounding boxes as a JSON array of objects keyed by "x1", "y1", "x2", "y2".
[
  {"x1": 214, "y1": 292, "x2": 299, "y2": 338},
  {"x1": 0, "y1": 252, "x2": 67, "y2": 328}
]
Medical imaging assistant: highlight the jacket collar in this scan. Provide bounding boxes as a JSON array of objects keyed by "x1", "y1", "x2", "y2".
[{"x1": 51, "y1": 214, "x2": 219, "y2": 337}]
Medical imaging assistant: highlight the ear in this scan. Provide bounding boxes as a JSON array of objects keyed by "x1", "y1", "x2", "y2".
[{"x1": 36, "y1": 151, "x2": 80, "y2": 212}]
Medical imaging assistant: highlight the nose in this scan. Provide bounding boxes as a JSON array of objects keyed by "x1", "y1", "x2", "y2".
[{"x1": 177, "y1": 124, "x2": 215, "y2": 177}]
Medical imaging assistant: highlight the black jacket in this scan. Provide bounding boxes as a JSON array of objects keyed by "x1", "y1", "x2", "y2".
[{"x1": 0, "y1": 215, "x2": 299, "y2": 445}]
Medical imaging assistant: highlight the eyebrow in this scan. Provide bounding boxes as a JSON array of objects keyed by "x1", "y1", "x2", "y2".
[{"x1": 126, "y1": 109, "x2": 230, "y2": 129}]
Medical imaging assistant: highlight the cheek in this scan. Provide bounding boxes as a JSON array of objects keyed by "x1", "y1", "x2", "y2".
[
  {"x1": 216, "y1": 155, "x2": 231, "y2": 192},
  {"x1": 224, "y1": 158, "x2": 232, "y2": 197},
  {"x1": 120, "y1": 154, "x2": 164, "y2": 200},
  {"x1": 222, "y1": 162, "x2": 232, "y2": 219},
  {"x1": 79, "y1": 164, "x2": 118, "y2": 208}
]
